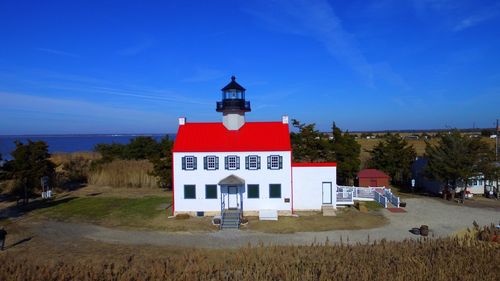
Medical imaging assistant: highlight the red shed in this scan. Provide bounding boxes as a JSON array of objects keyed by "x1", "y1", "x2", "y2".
[{"x1": 357, "y1": 169, "x2": 390, "y2": 187}]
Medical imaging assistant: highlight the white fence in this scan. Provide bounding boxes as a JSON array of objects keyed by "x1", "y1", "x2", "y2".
[
  {"x1": 336, "y1": 187, "x2": 354, "y2": 205},
  {"x1": 336, "y1": 186, "x2": 400, "y2": 208}
]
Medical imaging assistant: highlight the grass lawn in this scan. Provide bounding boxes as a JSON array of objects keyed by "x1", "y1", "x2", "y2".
[
  {"x1": 364, "y1": 201, "x2": 384, "y2": 211},
  {"x1": 30, "y1": 186, "x2": 388, "y2": 233},
  {"x1": 32, "y1": 194, "x2": 387, "y2": 233},
  {"x1": 244, "y1": 207, "x2": 388, "y2": 233},
  {"x1": 35, "y1": 196, "x2": 168, "y2": 227},
  {"x1": 33, "y1": 193, "x2": 217, "y2": 232}
]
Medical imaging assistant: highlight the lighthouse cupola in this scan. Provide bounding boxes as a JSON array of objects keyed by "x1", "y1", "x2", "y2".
[{"x1": 216, "y1": 76, "x2": 251, "y2": 130}]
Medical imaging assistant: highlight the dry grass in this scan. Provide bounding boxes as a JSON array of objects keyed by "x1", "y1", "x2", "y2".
[
  {"x1": 245, "y1": 208, "x2": 388, "y2": 233},
  {"x1": 357, "y1": 136, "x2": 496, "y2": 168},
  {"x1": 0, "y1": 230, "x2": 498, "y2": 281},
  {"x1": 356, "y1": 138, "x2": 436, "y2": 167},
  {"x1": 88, "y1": 159, "x2": 157, "y2": 188},
  {"x1": 50, "y1": 151, "x2": 101, "y2": 166}
]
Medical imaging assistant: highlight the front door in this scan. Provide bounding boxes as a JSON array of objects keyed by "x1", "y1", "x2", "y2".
[
  {"x1": 322, "y1": 182, "x2": 332, "y2": 204},
  {"x1": 228, "y1": 185, "x2": 238, "y2": 209}
]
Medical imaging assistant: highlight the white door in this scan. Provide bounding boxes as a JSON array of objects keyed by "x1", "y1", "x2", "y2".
[
  {"x1": 322, "y1": 182, "x2": 332, "y2": 204},
  {"x1": 228, "y1": 186, "x2": 238, "y2": 209}
]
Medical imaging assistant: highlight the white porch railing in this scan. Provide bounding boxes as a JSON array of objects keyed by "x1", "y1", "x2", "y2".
[
  {"x1": 336, "y1": 185, "x2": 399, "y2": 208},
  {"x1": 336, "y1": 188, "x2": 354, "y2": 205},
  {"x1": 374, "y1": 191, "x2": 388, "y2": 208},
  {"x1": 383, "y1": 189, "x2": 400, "y2": 208}
]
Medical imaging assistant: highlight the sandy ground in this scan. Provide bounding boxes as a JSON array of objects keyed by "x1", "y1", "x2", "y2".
[{"x1": 10, "y1": 197, "x2": 498, "y2": 249}]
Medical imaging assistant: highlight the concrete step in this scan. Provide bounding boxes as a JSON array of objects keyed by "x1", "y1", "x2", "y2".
[
  {"x1": 223, "y1": 215, "x2": 240, "y2": 219},
  {"x1": 321, "y1": 204, "x2": 337, "y2": 216},
  {"x1": 221, "y1": 210, "x2": 241, "y2": 230},
  {"x1": 222, "y1": 225, "x2": 239, "y2": 229}
]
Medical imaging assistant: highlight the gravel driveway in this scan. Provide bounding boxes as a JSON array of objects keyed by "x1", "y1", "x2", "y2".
[{"x1": 30, "y1": 198, "x2": 499, "y2": 249}]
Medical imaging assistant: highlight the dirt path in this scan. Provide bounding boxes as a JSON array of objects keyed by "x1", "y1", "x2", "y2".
[{"x1": 23, "y1": 198, "x2": 499, "y2": 249}]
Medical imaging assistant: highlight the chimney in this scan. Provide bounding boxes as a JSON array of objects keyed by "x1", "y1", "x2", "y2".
[
  {"x1": 178, "y1": 117, "x2": 186, "y2": 125},
  {"x1": 282, "y1": 115, "x2": 289, "y2": 124}
]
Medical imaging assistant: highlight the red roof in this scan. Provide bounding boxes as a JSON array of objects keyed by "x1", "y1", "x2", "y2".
[
  {"x1": 357, "y1": 169, "x2": 390, "y2": 179},
  {"x1": 292, "y1": 162, "x2": 337, "y2": 167},
  {"x1": 173, "y1": 122, "x2": 291, "y2": 152}
]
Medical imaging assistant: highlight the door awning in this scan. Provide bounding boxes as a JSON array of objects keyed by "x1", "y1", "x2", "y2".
[{"x1": 218, "y1": 174, "x2": 245, "y2": 185}]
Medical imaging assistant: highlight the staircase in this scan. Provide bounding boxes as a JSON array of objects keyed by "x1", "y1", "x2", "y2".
[
  {"x1": 221, "y1": 209, "x2": 241, "y2": 230},
  {"x1": 321, "y1": 204, "x2": 337, "y2": 216}
]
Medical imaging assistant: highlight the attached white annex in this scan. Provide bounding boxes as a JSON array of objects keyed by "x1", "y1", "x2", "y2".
[{"x1": 172, "y1": 77, "x2": 337, "y2": 221}]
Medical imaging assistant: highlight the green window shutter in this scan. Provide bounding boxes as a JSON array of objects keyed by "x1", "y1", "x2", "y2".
[
  {"x1": 182, "y1": 157, "x2": 186, "y2": 170},
  {"x1": 269, "y1": 184, "x2": 281, "y2": 198},
  {"x1": 279, "y1": 156, "x2": 283, "y2": 169},
  {"x1": 248, "y1": 184, "x2": 259, "y2": 198},
  {"x1": 184, "y1": 185, "x2": 196, "y2": 199},
  {"x1": 236, "y1": 156, "x2": 240, "y2": 170},
  {"x1": 203, "y1": 156, "x2": 207, "y2": 170},
  {"x1": 267, "y1": 156, "x2": 271, "y2": 169},
  {"x1": 225, "y1": 156, "x2": 228, "y2": 169},
  {"x1": 257, "y1": 156, "x2": 261, "y2": 169},
  {"x1": 205, "y1": 185, "x2": 217, "y2": 199},
  {"x1": 215, "y1": 157, "x2": 219, "y2": 170},
  {"x1": 245, "y1": 156, "x2": 249, "y2": 170},
  {"x1": 193, "y1": 157, "x2": 197, "y2": 170}
]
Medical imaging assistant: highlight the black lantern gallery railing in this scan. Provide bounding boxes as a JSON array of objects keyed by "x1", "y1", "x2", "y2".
[{"x1": 216, "y1": 100, "x2": 251, "y2": 112}]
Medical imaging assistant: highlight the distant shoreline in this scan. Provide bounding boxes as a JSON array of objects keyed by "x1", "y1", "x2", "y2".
[
  {"x1": 0, "y1": 133, "x2": 175, "y2": 138},
  {"x1": 0, "y1": 134, "x2": 176, "y2": 159}
]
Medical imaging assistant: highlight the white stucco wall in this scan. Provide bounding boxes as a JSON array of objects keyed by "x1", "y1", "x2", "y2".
[
  {"x1": 292, "y1": 166, "x2": 337, "y2": 211},
  {"x1": 173, "y1": 151, "x2": 292, "y2": 214}
]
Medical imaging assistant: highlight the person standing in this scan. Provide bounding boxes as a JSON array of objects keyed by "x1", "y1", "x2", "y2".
[{"x1": 0, "y1": 227, "x2": 6, "y2": 251}]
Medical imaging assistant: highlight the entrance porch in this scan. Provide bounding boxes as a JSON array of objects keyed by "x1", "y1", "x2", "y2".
[{"x1": 218, "y1": 174, "x2": 245, "y2": 229}]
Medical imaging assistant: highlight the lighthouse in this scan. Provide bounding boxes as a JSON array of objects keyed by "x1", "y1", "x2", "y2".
[{"x1": 216, "y1": 76, "x2": 251, "y2": 130}]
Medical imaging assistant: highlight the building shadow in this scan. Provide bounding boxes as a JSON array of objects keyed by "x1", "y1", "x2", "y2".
[{"x1": 0, "y1": 197, "x2": 77, "y2": 220}]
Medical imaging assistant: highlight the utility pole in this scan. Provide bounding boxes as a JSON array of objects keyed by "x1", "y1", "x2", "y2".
[
  {"x1": 497, "y1": 119, "x2": 499, "y2": 199},
  {"x1": 496, "y1": 119, "x2": 499, "y2": 162}
]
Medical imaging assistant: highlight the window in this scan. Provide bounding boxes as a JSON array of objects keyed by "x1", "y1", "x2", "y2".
[
  {"x1": 205, "y1": 185, "x2": 217, "y2": 199},
  {"x1": 247, "y1": 184, "x2": 259, "y2": 198},
  {"x1": 269, "y1": 184, "x2": 281, "y2": 198},
  {"x1": 245, "y1": 155, "x2": 261, "y2": 170},
  {"x1": 182, "y1": 156, "x2": 197, "y2": 170},
  {"x1": 184, "y1": 185, "x2": 196, "y2": 199},
  {"x1": 267, "y1": 155, "x2": 283, "y2": 170},
  {"x1": 225, "y1": 155, "x2": 240, "y2": 170},
  {"x1": 204, "y1": 156, "x2": 219, "y2": 170}
]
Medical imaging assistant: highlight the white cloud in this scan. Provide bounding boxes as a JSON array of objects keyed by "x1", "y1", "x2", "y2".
[
  {"x1": 0, "y1": 70, "x2": 212, "y2": 106},
  {"x1": 453, "y1": 11, "x2": 498, "y2": 31},
  {"x1": 0, "y1": 91, "x2": 167, "y2": 119},
  {"x1": 117, "y1": 39, "x2": 154, "y2": 56},
  {"x1": 36, "y1": 48, "x2": 80, "y2": 58},
  {"x1": 182, "y1": 67, "x2": 226, "y2": 83},
  {"x1": 246, "y1": 0, "x2": 375, "y2": 86}
]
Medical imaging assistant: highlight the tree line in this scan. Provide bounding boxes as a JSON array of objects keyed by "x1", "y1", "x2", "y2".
[
  {"x1": 0, "y1": 136, "x2": 174, "y2": 203},
  {"x1": 290, "y1": 120, "x2": 499, "y2": 194},
  {"x1": 1, "y1": 126, "x2": 498, "y2": 202}
]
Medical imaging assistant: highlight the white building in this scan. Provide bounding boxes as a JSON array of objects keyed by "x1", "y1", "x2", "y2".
[{"x1": 172, "y1": 77, "x2": 337, "y2": 220}]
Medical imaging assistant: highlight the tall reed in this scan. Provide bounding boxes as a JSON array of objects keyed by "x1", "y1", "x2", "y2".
[
  {"x1": 50, "y1": 152, "x2": 101, "y2": 166},
  {"x1": 88, "y1": 159, "x2": 157, "y2": 188},
  {"x1": 0, "y1": 233, "x2": 498, "y2": 281}
]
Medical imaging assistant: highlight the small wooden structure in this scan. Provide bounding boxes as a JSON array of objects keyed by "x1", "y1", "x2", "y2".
[{"x1": 357, "y1": 169, "x2": 390, "y2": 187}]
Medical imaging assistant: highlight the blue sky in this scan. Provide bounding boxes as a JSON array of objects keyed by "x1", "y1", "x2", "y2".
[{"x1": 1, "y1": 0, "x2": 499, "y2": 134}]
